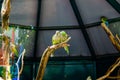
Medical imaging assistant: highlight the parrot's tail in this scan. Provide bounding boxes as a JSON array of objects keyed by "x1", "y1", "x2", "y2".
[{"x1": 64, "y1": 46, "x2": 69, "y2": 55}]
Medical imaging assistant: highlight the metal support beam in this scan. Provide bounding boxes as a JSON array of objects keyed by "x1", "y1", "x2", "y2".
[
  {"x1": 33, "y1": 0, "x2": 42, "y2": 58},
  {"x1": 69, "y1": 0, "x2": 96, "y2": 60},
  {"x1": 106, "y1": 0, "x2": 120, "y2": 14},
  {"x1": 33, "y1": 0, "x2": 42, "y2": 79}
]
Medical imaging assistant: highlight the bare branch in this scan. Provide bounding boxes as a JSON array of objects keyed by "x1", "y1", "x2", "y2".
[
  {"x1": 97, "y1": 58, "x2": 120, "y2": 80},
  {"x1": 36, "y1": 37, "x2": 71, "y2": 80},
  {"x1": 101, "y1": 23, "x2": 120, "y2": 52},
  {"x1": 116, "y1": 34, "x2": 120, "y2": 44},
  {"x1": 97, "y1": 23, "x2": 120, "y2": 80},
  {"x1": 19, "y1": 49, "x2": 26, "y2": 75},
  {"x1": 1, "y1": 0, "x2": 11, "y2": 30}
]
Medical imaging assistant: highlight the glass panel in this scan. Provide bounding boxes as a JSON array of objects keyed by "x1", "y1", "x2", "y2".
[
  {"x1": 37, "y1": 29, "x2": 90, "y2": 57},
  {"x1": 0, "y1": 25, "x2": 35, "y2": 57},
  {"x1": 116, "y1": 0, "x2": 120, "y2": 3},
  {"x1": 96, "y1": 56, "x2": 119, "y2": 78},
  {"x1": 0, "y1": 1, "x2": 2, "y2": 11},
  {"x1": 109, "y1": 21, "x2": 120, "y2": 37},
  {"x1": 36, "y1": 60, "x2": 96, "y2": 80},
  {"x1": 118, "y1": 0, "x2": 120, "y2": 3},
  {"x1": 87, "y1": 26, "x2": 118, "y2": 55},
  {"x1": 18, "y1": 28, "x2": 35, "y2": 57},
  {"x1": 9, "y1": 0, "x2": 37, "y2": 26},
  {"x1": 75, "y1": 0, "x2": 120, "y2": 24},
  {"x1": 40, "y1": 0, "x2": 78, "y2": 27},
  {"x1": 20, "y1": 65, "x2": 33, "y2": 80}
]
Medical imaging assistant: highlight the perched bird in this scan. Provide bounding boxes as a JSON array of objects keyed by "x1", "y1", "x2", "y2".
[
  {"x1": 10, "y1": 43, "x2": 18, "y2": 57},
  {"x1": 100, "y1": 16, "x2": 109, "y2": 27},
  {"x1": 51, "y1": 31, "x2": 61, "y2": 57},
  {"x1": 51, "y1": 31, "x2": 69, "y2": 56},
  {"x1": 60, "y1": 31, "x2": 69, "y2": 54},
  {"x1": 52, "y1": 31, "x2": 61, "y2": 45}
]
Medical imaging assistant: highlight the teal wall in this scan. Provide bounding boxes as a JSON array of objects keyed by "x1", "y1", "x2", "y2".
[{"x1": 21, "y1": 60, "x2": 96, "y2": 80}]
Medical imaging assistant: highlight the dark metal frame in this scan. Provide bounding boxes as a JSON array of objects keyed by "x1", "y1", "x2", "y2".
[
  {"x1": 33, "y1": 0, "x2": 97, "y2": 61},
  {"x1": 4, "y1": 0, "x2": 120, "y2": 60},
  {"x1": 33, "y1": 0, "x2": 42, "y2": 58},
  {"x1": 106, "y1": 0, "x2": 120, "y2": 14},
  {"x1": 17, "y1": 0, "x2": 120, "y2": 79},
  {"x1": 69, "y1": 0, "x2": 96, "y2": 60},
  {"x1": 0, "y1": 0, "x2": 120, "y2": 60}
]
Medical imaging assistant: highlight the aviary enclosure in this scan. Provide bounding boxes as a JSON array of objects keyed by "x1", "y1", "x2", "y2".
[
  {"x1": 0, "y1": 0, "x2": 71, "y2": 80},
  {"x1": 0, "y1": 0, "x2": 120, "y2": 80}
]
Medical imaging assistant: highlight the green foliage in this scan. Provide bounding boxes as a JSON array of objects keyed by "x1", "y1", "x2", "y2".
[{"x1": 0, "y1": 67, "x2": 11, "y2": 79}]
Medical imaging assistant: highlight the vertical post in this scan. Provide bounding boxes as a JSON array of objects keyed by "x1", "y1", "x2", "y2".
[
  {"x1": 34, "y1": 0, "x2": 42, "y2": 79},
  {"x1": 106, "y1": 0, "x2": 120, "y2": 14},
  {"x1": 1, "y1": 0, "x2": 11, "y2": 80},
  {"x1": 34, "y1": 0, "x2": 42, "y2": 57},
  {"x1": 69, "y1": 0, "x2": 96, "y2": 60}
]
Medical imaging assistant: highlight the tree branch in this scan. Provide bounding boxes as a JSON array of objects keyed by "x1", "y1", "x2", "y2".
[
  {"x1": 36, "y1": 37, "x2": 71, "y2": 80},
  {"x1": 101, "y1": 23, "x2": 120, "y2": 52},
  {"x1": 19, "y1": 49, "x2": 26, "y2": 75},
  {"x1": 1, "y1": 0, "x2": 11, "y2": 30},
  {"x1": 97, "y1": 23, "x2": 120, "y2": 80},
  {"x1": 116, "y1": 34, "x2": 120, "y2": 44},
  {"x1": 97, "y1": 58, "x2": 120, "y2": 80}
]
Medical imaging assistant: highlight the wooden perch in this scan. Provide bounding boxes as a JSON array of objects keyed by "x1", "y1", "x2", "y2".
[
  {"x1": 101, "y1": 23, "x2": 120, "y2": 52},
  {"x1": 1, "y1": 0, "x2": 12, "y2": 80},
  {"x1": 97, "y1": 58, "x2": 120, "y2": 80},
  {"x1": 97, "y1": 23, "x2": 120, "y2": 80},
  {"x1": 116, "y1": 34, "x2": 120, "y2": 44},
  {"x1": 36, "y1": 37, "x2": 71, "y2": 80},
  {"x1": 1, "y1": 0, "x2": 11, "y2": 30},
  {"x1": 0, "y1": 0, "x2": 11, "y2": 65}
]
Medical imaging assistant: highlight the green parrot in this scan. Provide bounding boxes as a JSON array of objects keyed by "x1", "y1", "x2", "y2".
[
  {"x1": 100, "y1": 16, "x2": 109, "y2": 27},
  {"x1": 10, "y1": 43, "x2": 18, "y2": 57},
  {"x1": 52, "y1": 31, "x2": 69, "y2": 56},
  {"x1": 51, "y1": 31, "x2": 61, "y2": 57},
  {"x1": 52, "y1": 31, "x2": 61, "y2": 45},
  {"x1": 60, "y1": 31, "x2": 69, "y2": 54}
]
